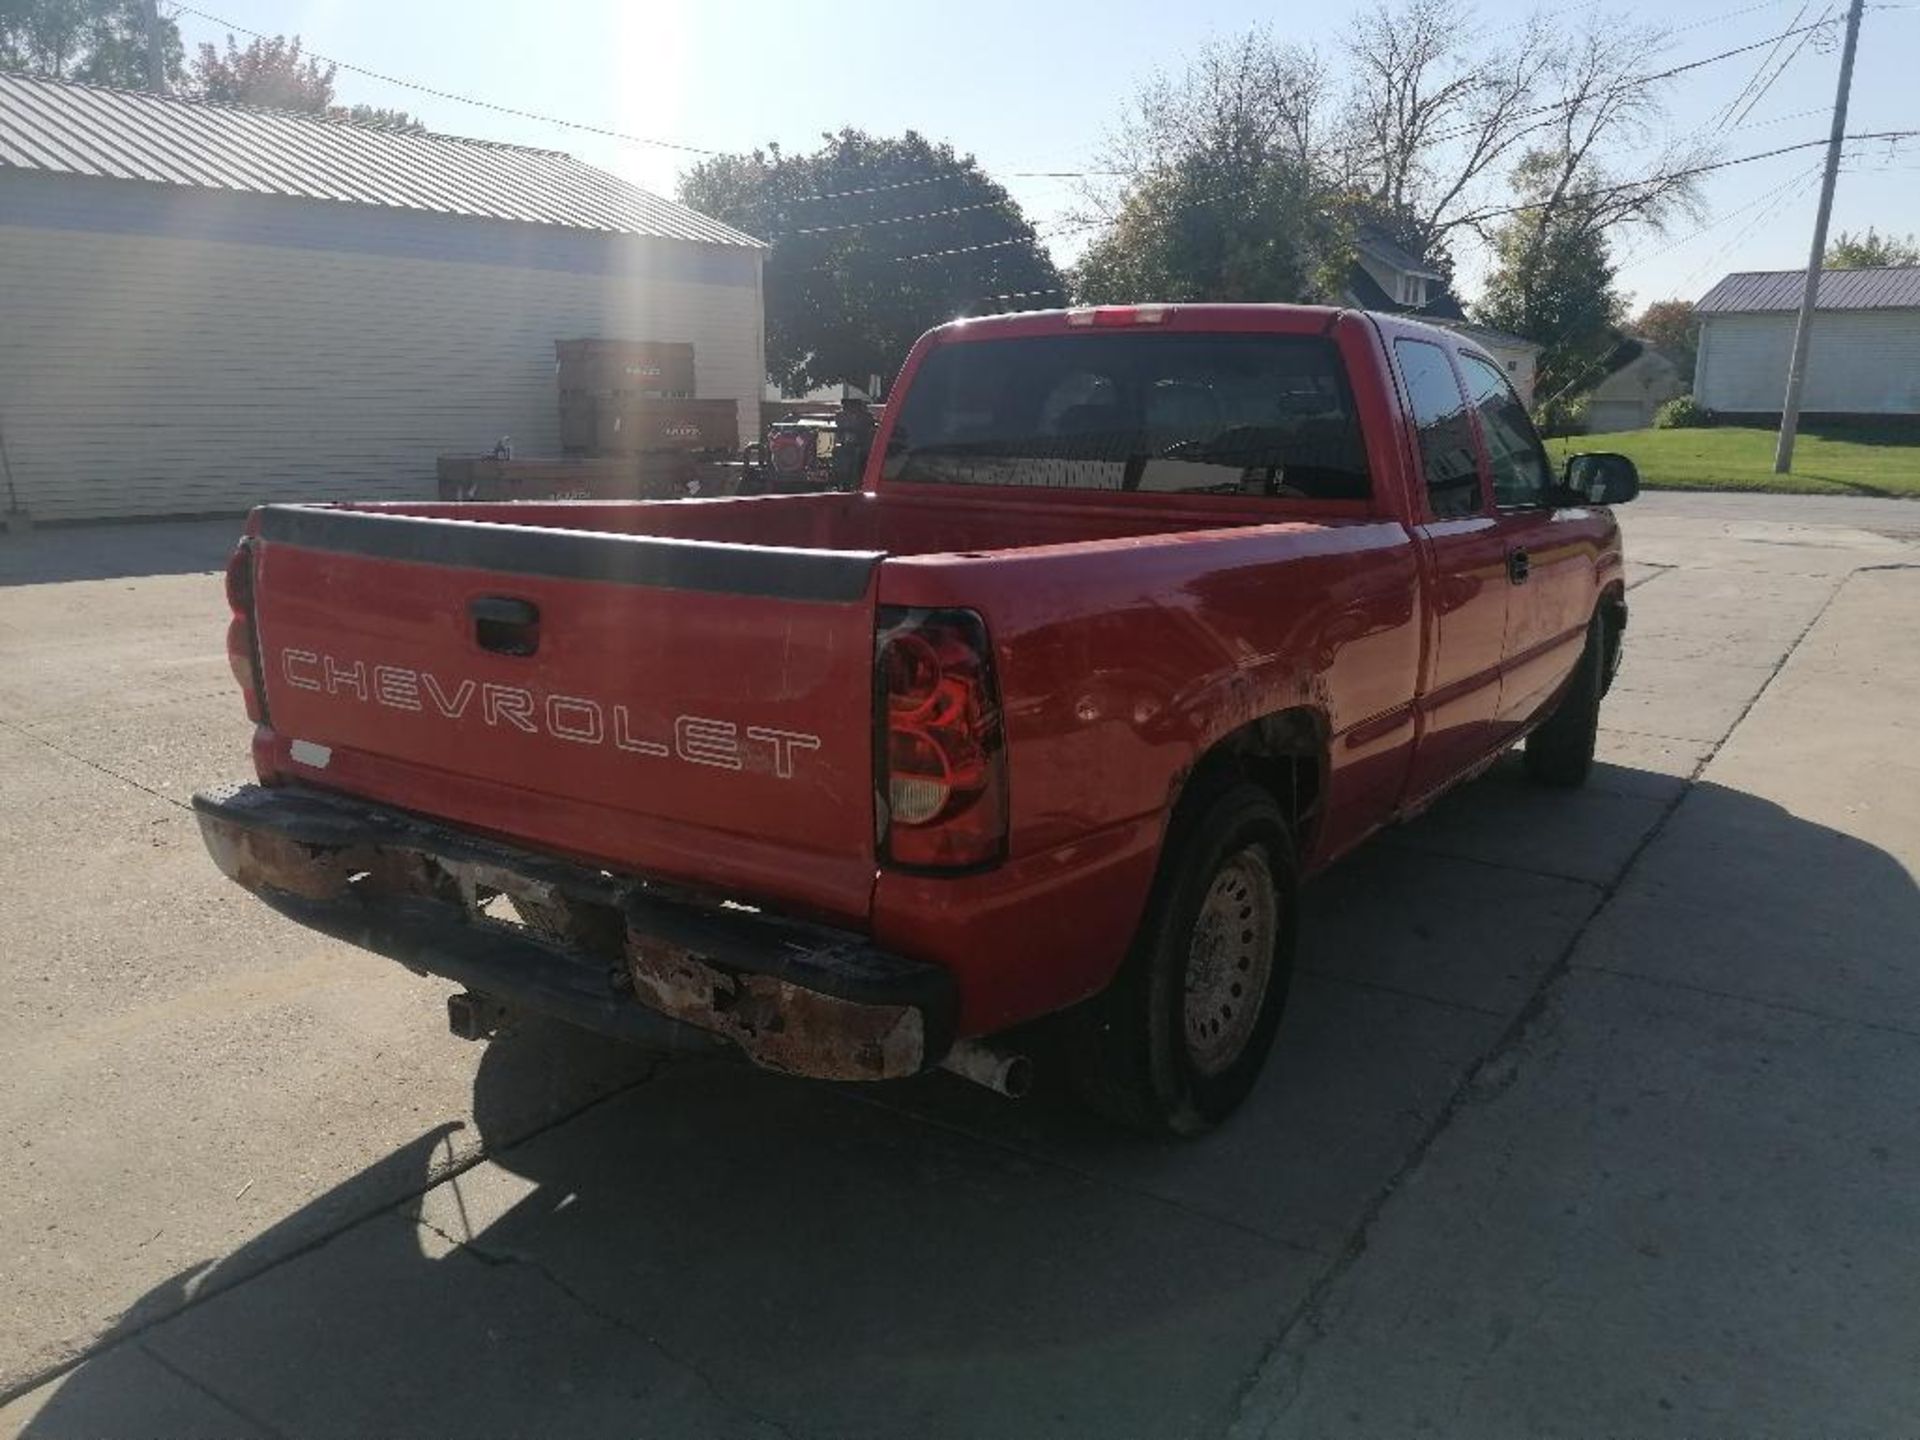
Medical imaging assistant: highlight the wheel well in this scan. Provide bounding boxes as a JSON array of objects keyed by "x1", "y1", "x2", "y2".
[{"x1": 1179, "y1": 709, "x2": 1327, "y2": 854}]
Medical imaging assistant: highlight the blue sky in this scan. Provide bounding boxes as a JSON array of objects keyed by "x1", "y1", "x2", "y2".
[{"x1": 169, "y1": 0, "x2": 1919, "y2": 312}]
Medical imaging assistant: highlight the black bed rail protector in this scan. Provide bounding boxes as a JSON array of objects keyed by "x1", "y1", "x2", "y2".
[{"x1": 256, "y1": 504, "x2": 882, "y2": 603}]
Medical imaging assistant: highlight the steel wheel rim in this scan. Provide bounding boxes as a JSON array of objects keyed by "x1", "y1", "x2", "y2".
[{"x1": 1183, "y1": 845, "x2": 1277, "y2": 1077}]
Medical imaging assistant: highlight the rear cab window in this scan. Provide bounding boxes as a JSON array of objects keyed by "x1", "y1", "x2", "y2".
[{"x1": 881, "y1": 332, "x2": 1371, "y2": 501}]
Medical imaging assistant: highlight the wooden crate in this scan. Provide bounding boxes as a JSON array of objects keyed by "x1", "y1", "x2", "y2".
[
  {"x1": 554, "y1": 338, "x2": 696, "y2": 397},
  {"x1": 558, "y1": 390, "x2": 598, "y2": 452},
  {"x1": 436, "y1": 453, "x2": 741, "y2": 502},
  {"x1": 593, "y1": 397, "x2": 740, "y2": 454}
]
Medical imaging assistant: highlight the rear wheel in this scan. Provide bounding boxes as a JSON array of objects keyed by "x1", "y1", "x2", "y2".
[
  {"x1": 1524, "y1": 611, "x2": 1606, "y2": 787},
  {"x1": 1068, "y1": 782, "x2": 1297, "y2": 1136}
]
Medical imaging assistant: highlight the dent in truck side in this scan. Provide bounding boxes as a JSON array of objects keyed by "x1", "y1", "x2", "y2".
[
  {"x1": 866, "y1": 309, "x2": 1432, "y2": 1035},
  {"x1": 873, "y1": 517, "x2": 1424, "y2": 1034}
]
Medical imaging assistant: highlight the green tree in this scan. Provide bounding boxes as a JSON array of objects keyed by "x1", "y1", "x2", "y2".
[
  {"x1": 187, "y1": 33, "x2": 422, "y2": 129},
  {"x1": 679, "y1": 130, "x2": 1063, "y2": 395},
  {"x1": 1074, "y1": 30, "x2": 1347, "y2": 305},
  {"x1": 189, "y1": 33, "x2": 335, "y2": 110},
  {"x1": 1631, "y1": 298, "x2": 1699, "y2": 386},
  {"x1": 341, "y1": 103, "x2": 425, "y2": 132},
  {"x1": 1475, "y1": 85, "x2": 1699, "y2": 402},
  {"x1": 1477, "y1": 197, "x2": 1622, "y2": 399},
  {"x1": 1825, "y1": 228, "x2": 1920, "y2": 269},
  {"x1": 0, "y1": 0, "x2": 182, "y2": 87},
  {"x1": 1077, "y1": 153, "x2": 1339, "y2": 304}
]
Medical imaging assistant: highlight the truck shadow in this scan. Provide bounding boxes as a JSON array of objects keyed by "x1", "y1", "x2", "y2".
[
  {"x1": 19, "y1": 771, "x2": 1920, "y2": 1438},
  {"x1": 0, "y1": 518, "x2": 241, "y2": 586}
]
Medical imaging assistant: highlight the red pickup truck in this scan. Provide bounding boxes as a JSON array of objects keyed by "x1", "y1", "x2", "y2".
[{"x1": 197, "y1": 304, "x2": 1638, "y2": 1135}]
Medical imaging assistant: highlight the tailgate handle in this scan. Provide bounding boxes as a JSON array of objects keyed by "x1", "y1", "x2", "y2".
[{"x1": 470, "y1": 596, "x2": 540, "y2": 655}]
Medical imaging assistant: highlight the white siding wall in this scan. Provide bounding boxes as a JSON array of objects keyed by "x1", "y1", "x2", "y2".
[
  {"x1": 1695, "y1": 310, "x2": 1920, "y2": 414},
  {"x1": 0, "y1": 190, "x2": 764, "y2": 522},
  {"x1": 1479, "y1": 340, "x2": 1538, "y2": 405}
]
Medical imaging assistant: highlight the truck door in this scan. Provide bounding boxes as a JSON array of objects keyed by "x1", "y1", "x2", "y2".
[
  {"x1": 1454, "y1": 351, "x2": 1597, "y2": 732},
  {"x1": 1391, "y1": 336, "x2": 1510, "y2": 805}
]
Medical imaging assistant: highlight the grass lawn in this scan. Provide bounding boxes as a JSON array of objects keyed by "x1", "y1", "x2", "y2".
[{"x1": 1546, "y1": 425, "x2": 1920, "y2": 498}]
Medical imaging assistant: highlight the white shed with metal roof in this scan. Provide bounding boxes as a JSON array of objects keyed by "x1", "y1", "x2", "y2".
[
  {"x1": 0, "y1": 72, "x2": 766, "y2": 522},
  {"x1": 1693, "y1": 266, "x2": 1920, "y2": 419}
]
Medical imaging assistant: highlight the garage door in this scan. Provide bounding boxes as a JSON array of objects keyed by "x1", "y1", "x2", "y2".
[{"x1": 1588, "y1": 400, "x2": 1646, "y2": 433}]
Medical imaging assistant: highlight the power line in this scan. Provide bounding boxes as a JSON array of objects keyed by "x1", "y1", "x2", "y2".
[
  {"x1": 791, "y1": 197, "x2": 1018, "y2": 235},
  {"x1": 892, "y1": 236, "x2": 1043, "y2": 263},
  {"x1": 1617, "y1": 158, "x2": 1823, "y2": 274},
  {"x1": 172, "y1": 4, "x2": 1110, "y2": 201},
  {"x1": 1653, "y1": 162, "x2": 1824, "y2": 294},
  {"x1": 1671, "y1": 0, "x2": 1804, "y2": 31},
  {"x1": 1775, "y1": 0, "x2": 1867, "y2": 472},
  {"x1": 789, "y1": 173, "x2": 966, "y2": 204},
  {"x1": 1420, "y1": 12, "x2": 1853, "y2": 152},
  {"x1": 169, "y1": 0, "x2": 1913, "y2": 286},
  {"x1": 1724, "y1": 105, "x2": 1830, "y2": 133},
  {"x1": 837, "y1": 128, "x2": 1916, "y2": 275},
  {"x1": 171, "y1": 3, "x2": 724, "y2": 155},
  {"x1": 790, "y1": 170, "x2": 1078, "y2": 204},
  {"x1": 1523, "y1": 162, "x2": 1822, "y2": 409},
  {"x1": 1710, "y1": 0, "x2": 1817, "y2": 132},
  {"x1": 1727, "y1": 2, "x2": 1835, "y2": 131},
  {"x1": 957, "y1": 286, "x2": 1070, "y2": 312},
  {"x1": 1445, "y1": 129, "x2": 1918, "y2": 230}
]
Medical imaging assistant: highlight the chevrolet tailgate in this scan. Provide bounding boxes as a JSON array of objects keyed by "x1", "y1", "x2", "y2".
[{"x1": 245, "y1": 504, "x2": 883, "y2": 922}]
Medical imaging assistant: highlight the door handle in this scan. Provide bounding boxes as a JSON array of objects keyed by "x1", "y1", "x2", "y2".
[
  {"x1": 470, "y1": 595, "x2": 540, "y2": 655},
  {"x1": 1507, "y1": 548, "x2": 1531, "y2": 585}
]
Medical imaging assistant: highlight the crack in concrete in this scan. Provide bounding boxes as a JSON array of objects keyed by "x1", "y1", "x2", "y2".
[
  {"x1": 834, "y1": 1082, "x2": 1329, "y2": 1257},
  {"x1": 136, "y1": 1340, "x2": 294, "y2": 1440},
  {"x1": 1573, "y1": 963, "x2": 1920, "y2": 1045},
  {"x1": 1298, "y1": 969, "x2": 1509, "y2": 1020},
  {"x1": 410, "y1": 1213, "x2": 801, "y2": 1440},
  {"x1": 1371, "y1": 838, "x2": 1608, "y2": 891},
  {"x1": 0, "y1": 1068, "x2": 666, "y2": 1409},
  {"x1": 0, "y1": 713, "x2": 190, "y2": 814},
  {"x1": 1211, "y1": 567, "x2": 1858, "y2": 1440}
]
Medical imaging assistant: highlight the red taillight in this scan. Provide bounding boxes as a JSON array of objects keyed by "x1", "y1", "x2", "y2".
[
  {"x1": 876, "y1": 607, "x2": 1007, "y2": 869},
  {"x1": 224, "y1": 539, "x2": 266, "y2": 724}
]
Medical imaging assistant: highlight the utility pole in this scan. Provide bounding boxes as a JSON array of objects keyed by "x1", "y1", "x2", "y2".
[
  {"x1": 141, "y1": 0, "x2": 166, "y2": 94},
  {"x1": 1773, "y1": 0, "x2": 1864, "y2": 474}
]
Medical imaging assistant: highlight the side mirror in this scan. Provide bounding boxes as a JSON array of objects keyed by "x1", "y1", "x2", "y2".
[{"x1": 1562, "y1": 452, "x2": 1640, "y2": 505}]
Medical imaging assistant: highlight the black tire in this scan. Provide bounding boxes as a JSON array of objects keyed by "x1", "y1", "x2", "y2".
[
  {"x1": 1524, "y1": 612, "x2": 1606, "y2": 788},
  {"x1": 1068, "y1": 781, "x2": 1298, "y2": 1137}
]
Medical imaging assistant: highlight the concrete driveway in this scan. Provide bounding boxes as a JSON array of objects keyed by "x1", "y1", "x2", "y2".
[{"x1": 2, "y1": 495, "x2": 1916, "y2": 1438}]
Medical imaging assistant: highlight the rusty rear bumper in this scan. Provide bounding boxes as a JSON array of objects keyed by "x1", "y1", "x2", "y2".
[{"x1": 191, "y1": 782, "x2": 956, "y2": 1082}]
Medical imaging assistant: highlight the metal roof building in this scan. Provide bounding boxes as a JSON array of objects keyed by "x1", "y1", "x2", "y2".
[
  {"x1": 1697, "y1": 266, "x2": 1920, "y2": 314},
  {"x1": 1694, "y1": 266, "x2": 1920, "y2": 419},
  {"x1": 0, "y1": 71, "x2": 766, "y2": 521}
]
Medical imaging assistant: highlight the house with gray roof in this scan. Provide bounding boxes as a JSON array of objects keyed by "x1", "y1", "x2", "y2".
[
  {"x1": 0, "y1": 71, "x2": 765, "y2": 521},
  {"x1": 1694, "y1": 266, "x2": 1920, "y2": 420},
  {"x1": 1340, "y1": 227, "x2": 1543, "y2": 402}
]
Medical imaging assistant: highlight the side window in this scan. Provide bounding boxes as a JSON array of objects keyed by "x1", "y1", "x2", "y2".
[
  {"x1": 1393, "y1": 338, "x2": 1482, "y2": 519},
  {"x1": 1459, "y1": 352, "x2": 1553, "y2": 508}
]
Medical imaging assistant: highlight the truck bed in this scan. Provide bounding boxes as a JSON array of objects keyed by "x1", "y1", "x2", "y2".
[
  {"x1": 239, "y1": 492, "x2": 1377, "y2": 934},
  {"x1": 325, "y1": 489, "x2": 1278, "y2": 556}
]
